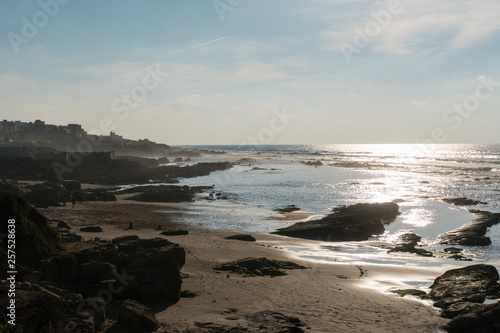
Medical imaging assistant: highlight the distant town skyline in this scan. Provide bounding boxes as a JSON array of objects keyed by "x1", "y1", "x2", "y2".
[{"x1": 1, "y1": 1, "x2": 500, "y2": 145}]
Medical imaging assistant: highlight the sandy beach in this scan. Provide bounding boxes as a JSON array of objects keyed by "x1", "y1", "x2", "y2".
[{"x1": 39, "y1": 198, "x2": 449, "y2": 332}]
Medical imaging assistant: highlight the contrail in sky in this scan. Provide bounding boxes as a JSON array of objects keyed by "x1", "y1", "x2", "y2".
[{"x1": 141, "y1": 36, "x2": 231, "y2": 64}]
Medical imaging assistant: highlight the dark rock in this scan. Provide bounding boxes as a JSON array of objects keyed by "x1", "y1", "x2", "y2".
[
  {"x1": 80, "y1": 226, "x2": 103, "y2": 233},
  {"x1": 441, "y1": 301, "x2": 487, "y2": 319},
  {"x1": 273, "y1": 202, "x2": 400, "y2": 241},
  {"x1": 161, "y1": 229, "x2": 189, "y2": 236},
  {"x1": 121, "y1": 184, "x2": 208, "y2": 203},
  {"x1": 158, "y1": 157, "x2": 170, "y2": 164},
  {"x1": 390, "y1": 289, "x2": 428, "y2": 298},
  {"x1": 213, "y1": 257, "x2": 307, "y2": 277},
  {"x1": 429, "y1": 264, "x2": 500, "y2": 309},
  {"x1": 439, "y1": 210, "x2": 500, "y2": 246},
  {"x1": 275, "y1": 205, "x2": 300, "y2": 213},
  {"x1": 118, "y1": 238, "x2": 185, "y2": 303},
  {"x1": 83, "y1": 297, "x2": 106, "y2": 332},
  {"x1": 117, "y1": 237, "x2": 173, "y2": 253},
  {"x1": 445, "y1": 313, "x2": 481, "y2": 332},
  {"x1": 174, "y1": 157, "x2": 183, "y2": 162},
  {"x1": 61, "y1": 232, "x2": 84, "y2": 243},
  {"x1": 118, "y1": 299, "x2": 159, "y2": 331},
  {"x1": 443, "y1": 197, "x2": 488, "y2": 206},
  {"x1": 444, "y1": 247, "x2": 463, "y2": 254},
  {"x1": 448, "y1": 254, "x2": 473, "y2": 261},
  {"x1": 0, "y1": 188, "x2": 61, "y2": 272},
  {"x1": 57, "y1": 220, "x2": 71, "y2": 229},
  {"x1": 224, "y1": 234, "x2": 256, "y2": 242},
  {"x1": 0, "y1": 280, "x2": 95, "y2": 333},
  {"x1": 180, "y1": 290, "x2": 196, "y2": 298},
  {"x1": 388, "y1": 233, "x2": 433, "y2": 257},
  {"x1": 112, "y1": 235, "x2": 140, "y2": 245}
]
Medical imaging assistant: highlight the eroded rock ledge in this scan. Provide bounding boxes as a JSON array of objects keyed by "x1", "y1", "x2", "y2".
[
  {"x1": 439, "y1": 210, "x2": 500, "y2": 246},
  {"x1": 272, "y1": 202, "x2": 400, "y2": 241}
]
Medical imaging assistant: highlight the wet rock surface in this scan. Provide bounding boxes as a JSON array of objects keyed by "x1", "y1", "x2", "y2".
[
  {"x1": 439, "y1": 210, "x2": 500, "y2": 246},
  {"x1": 273, "y1": 202, "x2": 400, "y2": 241},
  {"x1": 121, "y1": 184, "x2": 210, "y2": 203},
  {"x1": 443, "y1": 198, "x2": 488, "y2": 206},
  {"x1": 387, "y1": 233, "x2": 433, "y2": 257},
  {"x1": 224, "y1": 234, "x2": 256, "y2": 242},
  {"x1": 118, "y1": 299, "x2": 160, "y2": 331},
  {"x1": 213, "y1": 257, "x2": 307, "y2": 277},
  {"x1": 429, "y1": 264, "x2": 500, "y2": 332}
]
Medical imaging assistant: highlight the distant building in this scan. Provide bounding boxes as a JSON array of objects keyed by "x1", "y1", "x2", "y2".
[
  {"x1": 68, "y1": 124, "x2": 83, "y2": 138},
  {"x1": 109, "y1": 131, "x2": 123, "y2": 140}
]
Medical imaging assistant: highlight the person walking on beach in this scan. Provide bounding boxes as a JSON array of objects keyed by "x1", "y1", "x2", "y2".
[{"x1": 71, "y1": 195, "x2": 76, "y2": 209}]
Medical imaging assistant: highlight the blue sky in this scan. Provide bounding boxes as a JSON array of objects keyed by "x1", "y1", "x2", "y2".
[{"x1": 1, "y1": 0, "x2": 500, "y2": 145}]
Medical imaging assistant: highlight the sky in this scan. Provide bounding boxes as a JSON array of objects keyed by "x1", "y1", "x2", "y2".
[{"x1": 1, "y1": 0, "x2": 500, "y2": 145}]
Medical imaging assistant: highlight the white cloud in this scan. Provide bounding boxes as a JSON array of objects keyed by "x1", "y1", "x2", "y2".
[{"x1": 322, "y1": 0, "x2": 500, "y2": 54}]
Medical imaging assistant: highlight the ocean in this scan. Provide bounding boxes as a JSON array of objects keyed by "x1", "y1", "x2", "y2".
[{"x1": 173, "y1": 144, "x2": 500, "y2": 275}]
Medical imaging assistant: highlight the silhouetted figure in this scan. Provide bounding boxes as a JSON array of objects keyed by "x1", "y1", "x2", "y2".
[
  {"x1": 125, "y1": 222, "x2": 133, "y2": 230},
  {"x1": 71, "y1": 196, "x2": 76, "y2": 209}
]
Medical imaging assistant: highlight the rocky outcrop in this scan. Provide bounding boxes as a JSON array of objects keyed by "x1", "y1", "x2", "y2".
[
  {"x1": 160, "y1": 229, "x2": 189, "y2": 236},
  {"x1": 439, "y1": 210, "x2": 500, "y2": 246},
  {"x1": 0, "y1": 280, "x2": 104, "y2": 333},
  {"x1": 213, "y1": 257, "x2": 306, "y2": 277},
  {"x1": 273, "y1": 202, "x2": 400, "y2": 241},
  {"x1": 274, "y1": 205, "x2": 300, "y2": 213},
  {"x1": 117, "y1": 237, "x2": 185, "y2": 303},
  {"x1": 120, "y1": 184, "x2": 210, "y2": 203},
  {"x1": 429, "y1": 264, "x2": 499, "y2": 308},
  {"x1": 428, "y1": 264, "x2": 500, "y2": 332},
  {"x1": 37, "y1": 237, "x2": 185, "y2": 303},
  {"x1": 118, "y1": 299, "x2": 159, "y2": 331},
  {"x1": 443, "y1": 198, "x2": 487, "y2": 206},
  {"x1": 388, "y1": 233, "x2": 433, "y2": 257},
  {"x1": 0, "y1": 188, "x2": 61, "y2": 274},
  {"x1": 224, "y1": 234, "x2": 256, "y2": 242}
]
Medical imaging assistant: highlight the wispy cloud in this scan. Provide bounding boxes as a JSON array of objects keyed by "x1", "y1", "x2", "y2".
[{"x1": 322, "y1": 0, "x2": 500, "y2": 54}]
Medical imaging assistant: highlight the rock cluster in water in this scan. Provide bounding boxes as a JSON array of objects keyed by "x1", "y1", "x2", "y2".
[
  {"x1": 273, "y1": 202, "x2": 400, "y2": 241},
  {"x1": 439, "y1": 210, "x2": 500, "y2": 246}
]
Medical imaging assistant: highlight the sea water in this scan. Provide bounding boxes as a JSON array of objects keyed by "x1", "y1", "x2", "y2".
[{"x1": 172, "y1": 144, "x2": 500, "y2": 273}]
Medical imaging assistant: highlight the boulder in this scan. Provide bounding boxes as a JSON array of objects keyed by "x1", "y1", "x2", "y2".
[
  {"x1": 112, "y1": 235, "x2": 140, "y2": 245},
  {"x1": 0, "y1": 280, "x2": 96, "y2": 333},
  {"x1": 429, "y1": 264, "x2": 499, "y2": 309},
  {"x1": 213, "y1": 257, "x2": 307, "y2": 277},
  {"x1": 160, "y1": 229, "x2": 189, "y2": 236},
  {"x1": 273, "y1": 202, "x2": 400, "y2": 241},
  {"x1": 118, "y1": 299, "x2": 159, "y2": 331},
  {"x1": 80, "y1": 226, "x2": 103, "y2": 233},
  {"x1": 224, "y1": 234, "x2": 256, "y2": 242},
  {"x1": 118, "y1": 238, "x2": 185, "y2": 303}
]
